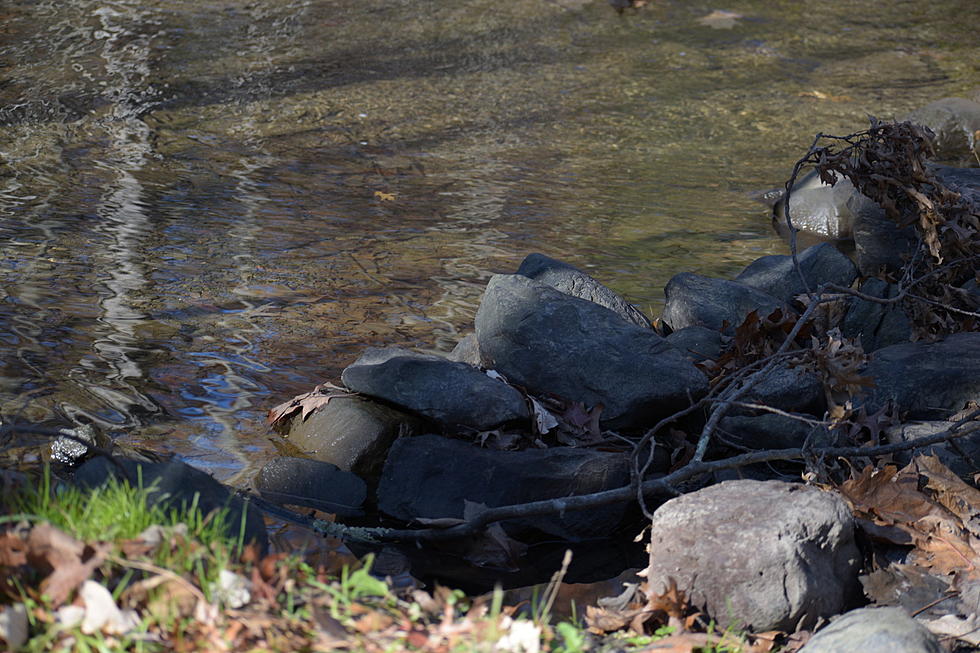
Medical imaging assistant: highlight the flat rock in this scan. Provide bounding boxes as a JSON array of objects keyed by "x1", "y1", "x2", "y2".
[
  {"x1": 341, "y1": 347, "x2": 528, "y2": 430},
  {"x1": 283, "y1": 394, "x2": 424, "y2": 481},
  {"x1": 800, "y1": 606, "x2": 942, "y2": 653},
  {"x1": 842, "y1": 278, "x2": 912, "y2": 353},
  {"x1": 74, "y1": 457, "x2": 268, "y2": 553},
  {"x1": 662, "y1": 272, "x2": 790, "y2": 334},
  {"x1": 862, "y1": 332, "x2": 980, "y2": 419},
  {"x1": 735, "y1": 243, "x2": 858, "y2": 304},
  {"x1": 516, "y1": 253, "x2": 650, "y2": 328},
  {"x1": 645, "y1": 480, "x2": 860, "y2": 632},
  {"x1": 377, "y1": 434, "x2": 635, "y2": 540},
  {"x1": 255, "y1": 457, "x2": 366, "y2": 516},
  {"x1": 475, "y1": 274, "x2": 708, "y2": 429}
]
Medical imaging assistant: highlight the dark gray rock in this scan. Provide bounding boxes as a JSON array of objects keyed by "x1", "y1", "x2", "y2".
[
  {"x1": 377, "y1": 434, "x2": 634, "y2": 540},
  {"x1": 904, "y1": 97, "x2": 980, "y2": 165},
  {"x1": 256, "y1": 457, "x2": 366, "y2": 516},
  {"x1": 741, "y1": 363, "x2": 826, "y2": 416},
  {"x1": 799, "y1": 606, "x2": 942, "y2": 653},
  {"x1": 862, "y1": 333, "x2": 980, "y2": 419},
  {"x1": 74, "y1": 457, "x2": 268, "y2": 553},
  {"x1": 283, "y1": 395, "x2": 424, "y2": 481},
  {"x1": 645, "y1": 480, "x2": 860, "y2": 632},
  {"x1": 885, "y1": 421, "x2": 980, "y2": 481},
  {"x1": 718, "y1": 414, "x2": 828, "y2": 450},
  {"x1": 448, "y1": 333, "x2": 482, "y2": 366},
  {"x1": 664, "y1": 326, "x2": 725, "y2": 363},
  {"x1": 842, "y1": 278, "x2": 913, "y2": 353},
  {"x1": 662, "y1": 272, "x2": 790, "y2": 334},
  {"x1": 341, "y1": 347, "x2": 528, "y2": 430},
  {"x1": 735, "y1": 243, "x2": 858, "y2": 304},
  {"x1": 475, "y1": 274, "x2": 708, "y2": 429},
  {"x1": 853, "y1": 211, "x2": 918, "y2": 276},
  {"x1": 516, "y1": 253, "x2": 651, "y2": 328}
]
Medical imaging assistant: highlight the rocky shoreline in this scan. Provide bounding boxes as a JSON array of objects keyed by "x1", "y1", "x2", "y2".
[{"x1": 71, "y1": 94, "x2": 980, "y2": 650}]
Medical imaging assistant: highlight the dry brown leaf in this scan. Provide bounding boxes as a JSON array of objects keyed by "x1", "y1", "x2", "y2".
[
  {"x1": 267, "y1": 384, "x2": 350, "y2": 429},
  {"x1": 916, "y1": 455, "x2": 980, "y2": 537},
  {"x1": 25, "y1": 523, "x2": 108, "y2": 608}
]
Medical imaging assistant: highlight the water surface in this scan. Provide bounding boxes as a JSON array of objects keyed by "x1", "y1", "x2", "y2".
[{"x1": 1, "y1": 0, "x2": 977, "y2": 481}]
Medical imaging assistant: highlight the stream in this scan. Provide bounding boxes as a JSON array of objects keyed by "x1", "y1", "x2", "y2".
[{"x1": 1, "y1": 0, "x2": 978, "y2": 484}]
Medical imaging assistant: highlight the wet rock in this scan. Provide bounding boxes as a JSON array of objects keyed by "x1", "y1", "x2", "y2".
[
  {"x1": 74, "y1": 457, "x2": 267, "y2": 553},
  {"x1": 904, "y1": 96, "x2": 980, "y2": 165},
  {"x1": 475, "y1": 274, "x2": 707, "y2": 429},
  {"x1": 377, "y1": 434, "x2": 634, "y2": 540},
  {"x1": 662, "y1": 272, "x2": 790, "y2": 334},
  {"x1": 664, "y1": 325, "x2": 725, "y2": 363},
  {"x1": 772, "y1": 170, "x2": 879, "y2": 241},
  {"x1": 341, "y1": 347, "x2": 528, "y2": 431},
  {"x1": 862, "y1": 332, "x2": 980, "y2": 419},
  {"x1": 448, "y1": 333, "x2": 482, "y2": 366},
  {"x1": 885, "y1": 421, "x2": 980, "y2": 481},
  {"x1": 799, "y1": 606, "x2": 942, "y2": 653},
  {"x1": 283, "y1": 395, "x2": 424, "y2": 481},
  {"x1": 645, "y1": 480, "x2": 860, "y2": 632},
  {"x1": 841, "y1": 278, "x2": 912, "y2": 353},
  {"x1": 735, "y1": 243, "x2": 858, "y2": 304},
  {"x1": 516, "y1": 253, "x2": 651, "y2": 328},
  {"x1": 255, "y1": 457, "x2": 366, "y2": 517}
]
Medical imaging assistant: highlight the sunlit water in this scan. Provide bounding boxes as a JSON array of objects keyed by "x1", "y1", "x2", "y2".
[{"x1": 1, "y1": 0, "x2": 977, "y2": 483}]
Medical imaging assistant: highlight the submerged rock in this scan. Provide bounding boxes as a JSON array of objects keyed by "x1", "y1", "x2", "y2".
[
  {"x1": 645, "y1": 480, "x2": 860, "y2": 632},
  {"x1": 516, "y1": 253, "x2": 650, "y2": 328},
  {"x1": 341, "y1": 347, "x2": 529, "y2": 431},
  {"x1": 662, "y1": 272, "x2": 789, "y2": 334},
  {"x1": 475, "y1": 274, "x2": 707, "y2": 429},
  {"x1": 377, "y1": 434, "x2": 635, "y2": 540}
]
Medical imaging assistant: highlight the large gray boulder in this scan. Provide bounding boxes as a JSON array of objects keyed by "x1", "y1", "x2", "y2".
[
  {"x1": 475, "y1": 274, "x2": 708, "y2": 429},
  {"x1": 735, "y1": 242, "x2": 858, "y2": 304},
  {"x1": 283, "y1": 395, "x2": 424, "y2": 481},
  {"x1": 516, "y1": 253, "x2": 651, "y2": 328},
  {"x1": 772, "y1": 170, "x2": 880, "y2": 241},
  {"x1": 800, "y1": 606, "x2": 942, "y2": 653},
  {"x1": 904, "y1": 97, "x2": 980, "y2": 165},
  {"x1": 377, "y1": 434, "x2": 634, "y2": 540},
  {"x1": 645, "y1": 480, "x2": 860, "y2": 631},
  {"x1": 662, "y1": 272, "x2": 790, "y2": 334},
  {"x1": 862, "y1": 332, "x2": 980, "y2": 419},
  {"x1": 341, "y1": 347, "x2": 528, "y2": 430}
]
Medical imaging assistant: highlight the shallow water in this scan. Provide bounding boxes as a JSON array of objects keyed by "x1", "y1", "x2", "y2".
[{"x1": 1, "y1": 0, "x2": 977, "y2": 482}]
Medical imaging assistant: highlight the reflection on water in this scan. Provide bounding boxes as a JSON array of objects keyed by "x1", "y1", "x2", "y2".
[{"x1": 0, "y1": 0, "x2": 977, "y2": 481}]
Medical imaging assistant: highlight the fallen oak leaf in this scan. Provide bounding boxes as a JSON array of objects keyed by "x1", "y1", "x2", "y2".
[
  {"x1": 26, "y1": 523, "x2": 109, "y2": 608},
  {"x1": 267, "y1": 383, "x2": 352, "y2": 429}
]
